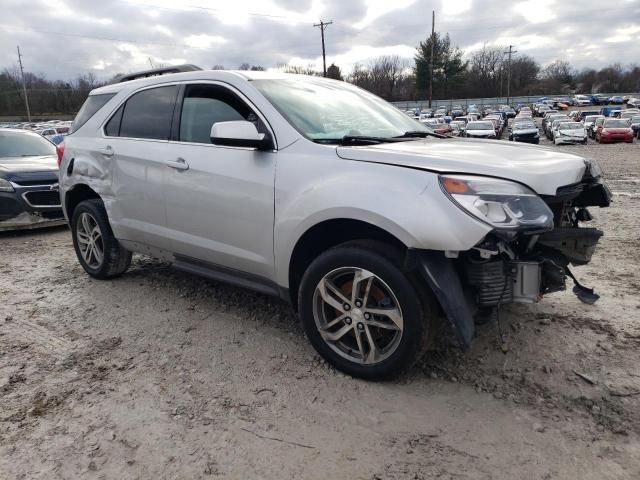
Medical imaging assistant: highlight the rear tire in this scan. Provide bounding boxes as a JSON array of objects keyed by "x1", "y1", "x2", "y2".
[
  {"x1": 71, "y1": 199, "x2": 131, "y2": 279},
  {"x1": 298, "y1": 241, "x2": 434, "y2": 379}
]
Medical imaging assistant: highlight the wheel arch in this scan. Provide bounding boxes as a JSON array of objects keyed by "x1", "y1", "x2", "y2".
[
  {"x1": 64, "y1": 183, "x2": 102, "y2": 221},
  {"x1": 286, "y1": 218, "x2": 409, "y2": 310}
]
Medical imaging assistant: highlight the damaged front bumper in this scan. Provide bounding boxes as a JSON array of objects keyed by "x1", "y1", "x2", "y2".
[
  {"x1": 0, "y1": 181, "x2": 65, "y2": 232},
  {"x1": 413, "y1": 168, "x2": 611, "y2": 348}
]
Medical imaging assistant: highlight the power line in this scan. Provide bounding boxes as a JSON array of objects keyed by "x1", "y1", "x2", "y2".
[{"x1": 313, "y1": 20, "x2": 332, "y2": 77}]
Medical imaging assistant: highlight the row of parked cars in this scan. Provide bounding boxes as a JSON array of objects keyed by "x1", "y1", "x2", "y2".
[
  {"x1": 541, "y1": 107, "x2": 639, "y2": 144},
  {"x1": 405, "y1": 99, "x2": 639, "y2": 145},
  {"x1": 0, "y1": 120, "x2": 71, "y2": 145}
]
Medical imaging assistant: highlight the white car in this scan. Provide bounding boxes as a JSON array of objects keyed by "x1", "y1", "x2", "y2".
[
  {"x1": 464, "y1": 121, "x2": 497, "y2": 139},
  {"x1": 59, "y1": 66, "x2": 610, "y2": 379},
  {"x1": 554, "y1": 122, "x2": 587, "y2": 145},
  {"x1": 572, "y1": 95, "x2": 592, "y2": 106}
]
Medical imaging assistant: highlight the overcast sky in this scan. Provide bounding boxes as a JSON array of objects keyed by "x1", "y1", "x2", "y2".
[{"x1": 1, "y1": 0, "x2": 639, "y2": 81}]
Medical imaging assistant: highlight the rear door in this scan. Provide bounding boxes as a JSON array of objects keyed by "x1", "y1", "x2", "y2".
[
  {"x1": 101, "y1": 84, "x2": 178, "y2": 249},
  {"x1": 163, "y1": 82, "x2": 277, "y2": 281}
]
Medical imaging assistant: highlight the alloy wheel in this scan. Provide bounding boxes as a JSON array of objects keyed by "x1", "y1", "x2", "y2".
[
  {"x1": 76, "y1": 212, "x2": 104, "y2": 269},
  {"x1": 312, "y1": 267, "x2": 404, "y2": 365}
]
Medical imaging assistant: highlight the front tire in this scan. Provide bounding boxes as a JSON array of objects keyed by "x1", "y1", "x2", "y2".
[
  {"x1": 298, "y1": 242, "x2": 433, "y2": 379},
  {"x1": 71, "y1": 199, "x2": 132, "y2": 279}
]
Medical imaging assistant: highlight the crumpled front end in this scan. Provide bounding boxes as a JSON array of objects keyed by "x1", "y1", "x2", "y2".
[{"x1": 415, "y1": 160, "x2": 611, "y2": 347}]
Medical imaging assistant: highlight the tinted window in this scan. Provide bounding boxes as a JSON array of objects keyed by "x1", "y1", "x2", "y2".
[
  {"x1": 179, "y1": 84, "x2": 262, "y2": 144},
  {"x1": 105, "y1": 105, "x2": 124, "y2": 137},
  {"x1": 120, "y1": 86, "x2": 177, "y2": 140},
  {"x1": 71, "y1": 93, "x2": 115, "y2": 133},
  {"x1": 0, "y1": 131, "x2": 56, "y2": 157}
]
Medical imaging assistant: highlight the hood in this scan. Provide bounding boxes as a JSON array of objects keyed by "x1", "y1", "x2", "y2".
[
  {"x1": 558, "y1": 129, "x2": 585, "y2": 137},
  {"x1": 466, "y1": 130, "x2": 495, "y2": 136},
  {"x1": 513, "y1": 128, "x2": 538, "y2": 135},
  {"x1": 0, "y1": 155, "x2": 58, "y2": 174},
  {"x1": 336, "y1": 137, "x2": 587, "y2": 196},
  {"x1": 602, "y1": 128, "x2": 632, "y2": 134}
]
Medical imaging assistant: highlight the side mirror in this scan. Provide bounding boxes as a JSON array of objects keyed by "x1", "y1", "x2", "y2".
[{"x1": 210, "y1": 121, "x2": 273, "y2": 150}]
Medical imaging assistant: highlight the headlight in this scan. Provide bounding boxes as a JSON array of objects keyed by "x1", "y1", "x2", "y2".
[
  {"x1": 585, "y1": 159, "x2": 603, "y2": 178},
  {"x1": 0, "y1": 178, "x2": 15, "y2": 192},
  {"x1": 439, "y1": 175, "x2": 554, "y2": 231}
]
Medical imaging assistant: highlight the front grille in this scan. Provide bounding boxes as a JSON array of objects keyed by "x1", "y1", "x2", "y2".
[{"x1": 23, "y1": 190, "x2": 61, "y2": 207}]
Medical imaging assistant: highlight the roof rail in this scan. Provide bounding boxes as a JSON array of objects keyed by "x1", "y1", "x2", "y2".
[{"x1": 118, "y1": 64, "x2": 202, "y2": 83}]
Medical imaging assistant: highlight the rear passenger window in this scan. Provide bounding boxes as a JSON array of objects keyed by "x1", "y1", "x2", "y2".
[
  {"x1": 119, "y1": 86, "x2": 177, "y2": 140},
  {"x1": 179, "y1": 84, "x2": 265, "y2": 144},
  {"x1": 104, "y1": 105, "x2": 124, "y2": 137}
]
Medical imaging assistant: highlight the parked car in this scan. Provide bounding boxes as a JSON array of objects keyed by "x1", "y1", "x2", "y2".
[
  {"x1": 553, "y1": 122, "x2": 587, "y2": 145},
  {"x1": 579, "y1": 110, "x2": 600, "y2": 121},
  {"x1": 509, "y1": 120, "x2": 539, "y2": 144},
  {"x1": 0, "y1": 128, "x2": 65, "y2": 230},
  {"x1": 595, "y1": 118, "x2": 634, "y2": 143},
  {"x1": 608, "y1": 96, "x2": 624, "y2": 105},
  {"x1": 627, "y1": 98, "x2": 640, "y2": 109},
  {"x1": 584, "y1": 115, "x2": 604, "y2": 138},
  {"x1": 462, "y1": 120, "x2": 497, "y2": 139},
  {"x1": 619, "y1": 109, "x2": 640, "y2": 121},
  {"x1": 629, "y1": 115, "x2": 640, "y2": 138},
  {"x1": 589, "y1": 94, "x2": 608, "y2": 105},
  {"x1": 59, "y1": 67, "x2": 612, "y2": 379},
  {"x1": 572, "y1": 95, "x2": 592, "y2": 106},
  {"x1": 544, "y1": 114, "x2": 569, "y2": 139}
]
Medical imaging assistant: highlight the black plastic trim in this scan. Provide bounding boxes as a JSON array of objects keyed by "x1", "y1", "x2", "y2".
[
  {"x1": 409, "y1": 249, "x2": 475, "y2": 348},
  {"x1": 173, "y1": 254, "x2": 280, "y2": 298}
]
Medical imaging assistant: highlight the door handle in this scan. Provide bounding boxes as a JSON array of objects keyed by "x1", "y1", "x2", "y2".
[
  {"x1": 98, "y1": 146, "x2": 114, "y2": 157},
  {"x1": 167, "y1": 158, "x2": 189, "y2": 171}
]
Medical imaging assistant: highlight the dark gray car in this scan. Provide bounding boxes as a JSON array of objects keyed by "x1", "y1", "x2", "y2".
[{"x1": 0, "y1": 129, "x2": 64, "y2": 231}]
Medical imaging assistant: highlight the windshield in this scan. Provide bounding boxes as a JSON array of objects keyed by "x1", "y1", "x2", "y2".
[
  {"x1": 559, "y1": 123, "x2": 582, "y2": 130},
  {"x1": 604, "y1": 119, "x2": 630, "y2": 128},
  {"x1": 252, "y1": 78, "x2": 427, "y2": 141},
  {"x1": 631, "y1": 116, "x2": 640, "y2": 122},
  {"x1": 585, "y1": 116, "x2": 600, "y2": 122},
  {"x1": 513, "y1": 122, "x2": 536, "y2": 130},
  {"x1": 0, "y1": 130, "x2": 56, "y2": 157},
  {"x1": 467, "y1": 122, "x2": 494, "y2": 130}
]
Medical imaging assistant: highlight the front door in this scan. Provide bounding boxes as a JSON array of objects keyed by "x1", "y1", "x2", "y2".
[{"x1": 164, "y1": 83, "x2": 276, "y2": 281}]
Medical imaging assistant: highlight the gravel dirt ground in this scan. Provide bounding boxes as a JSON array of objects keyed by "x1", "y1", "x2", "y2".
[{"x1": 1, "y1": 135, "x2": 639, "y2": 479}]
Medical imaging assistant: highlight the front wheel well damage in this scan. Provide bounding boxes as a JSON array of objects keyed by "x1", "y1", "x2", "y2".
[
  {"x1": 288, "y1": 219, "x2": 408, "y2": 311},
  {"x1": 65, "y1": 184, "x2": 102, "y2": 221}
]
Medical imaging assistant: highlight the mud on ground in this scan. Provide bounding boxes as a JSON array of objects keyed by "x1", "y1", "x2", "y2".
[{"x1": 1, "y1": 142, "x2": 639, "y2": 479}]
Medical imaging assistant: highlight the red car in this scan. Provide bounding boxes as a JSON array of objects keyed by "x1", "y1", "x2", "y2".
[{"x1": 595, "y1": 118, "x2": 634, "y2": 143}]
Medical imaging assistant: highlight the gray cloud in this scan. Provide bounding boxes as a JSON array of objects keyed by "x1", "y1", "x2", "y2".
[{"x1": 1, "y1": 0, "x2": 638, "y2": 81}]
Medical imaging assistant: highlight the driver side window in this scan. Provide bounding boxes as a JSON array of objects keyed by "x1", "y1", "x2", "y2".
[{"x1": 178, "y1": 84, "x2": 265, "y2": 144}]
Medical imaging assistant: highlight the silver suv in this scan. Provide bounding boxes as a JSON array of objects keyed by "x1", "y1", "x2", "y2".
[{"x1": 60, "y1": 65, "x2": 611, "y2": 379}]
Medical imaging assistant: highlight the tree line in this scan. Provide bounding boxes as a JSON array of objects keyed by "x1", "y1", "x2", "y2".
[{"x1": 1, "y1": 30, "x2": 639, "y2": 116}]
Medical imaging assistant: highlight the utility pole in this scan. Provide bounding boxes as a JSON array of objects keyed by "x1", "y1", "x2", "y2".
[
  {"x1": 16, "y1": 45, "x2": 31, "y2": 122},
  {"x1": 148, "y1": 57, "x2": 154, "y2": 68},
  {"x1": 504, "y1": 45, "x2": 517, "y2": 105},
  {"x1": 313, "y1": 20, "x2": 333, "y2": 77},
  {"x1": 428, "y1": 10, "x2": 435, "y2": 108}
]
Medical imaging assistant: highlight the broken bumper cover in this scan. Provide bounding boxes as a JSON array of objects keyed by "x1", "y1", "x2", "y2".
[
  {"x1": 0, "y1": 211, "x2": 66, "y2": 231},
  {"x1": 0, "y1": 184, "x2": 65, "y2": 231}
]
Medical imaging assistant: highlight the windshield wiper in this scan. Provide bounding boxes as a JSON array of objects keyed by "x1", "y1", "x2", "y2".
[
  {"x1": 394, "y1": 130, "x2": 447, "y2": 139},
  {"x1": 314, "y1": 135, "x2": 396, "y2": 146}
]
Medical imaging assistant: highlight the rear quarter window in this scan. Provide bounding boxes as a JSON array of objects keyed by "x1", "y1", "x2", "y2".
[{"x1": 71, "y1": 93, "x2": 116, "y2": 133}]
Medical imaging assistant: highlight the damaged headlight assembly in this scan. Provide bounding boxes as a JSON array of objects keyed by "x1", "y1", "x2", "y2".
[{"x1": 439, "y1": 175, "x2": 554, "y2": 232}]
